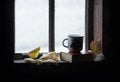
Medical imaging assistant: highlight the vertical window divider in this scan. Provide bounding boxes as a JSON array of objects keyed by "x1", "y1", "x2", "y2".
[
  {"x1": 85, "y1": 0, "x2": 94, "y2": 51},
  {"x1": 49, "y1": 0, "x2": 55, "y2": 51}
]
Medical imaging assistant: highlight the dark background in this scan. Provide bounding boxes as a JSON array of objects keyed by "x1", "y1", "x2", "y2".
[{"x1": 1, "y1": 0, "x2": 118, "y2": 81}]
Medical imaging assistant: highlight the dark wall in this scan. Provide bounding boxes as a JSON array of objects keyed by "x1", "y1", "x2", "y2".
[
  {"x1": 1, "y1": 0, "x2": 15, "y2": 81},
  {"x1": 2, "y1": 0, "x2": 14, "y2": 64},
  {"x1": 103, "y1": 0, "x2": 115, "y2": 62}
]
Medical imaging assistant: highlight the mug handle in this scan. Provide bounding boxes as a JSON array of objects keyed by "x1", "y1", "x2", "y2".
[{"x1": 62, "y1": 38, "x2": 68, "y2": 48}]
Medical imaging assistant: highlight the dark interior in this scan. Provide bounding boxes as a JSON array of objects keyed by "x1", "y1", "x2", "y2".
[{"x1": 2, "y1": 0, "x2": 117, "y2": 81}]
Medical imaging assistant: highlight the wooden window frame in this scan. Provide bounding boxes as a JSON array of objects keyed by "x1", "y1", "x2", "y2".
[
  {"x1": 3, "y1": 0, "x2": 113, "y2": 63},
  {"x1": 49, "y1": 0, "x2": 55, "y2": 51},
  {"x1": 85, "y1": 0, "x2": 94, "y2": 50}
]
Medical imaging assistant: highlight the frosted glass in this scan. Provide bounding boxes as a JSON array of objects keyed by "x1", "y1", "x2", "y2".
[
  {"x1": 15, "y1": 0, "x2": 48, "y2": 53},
  {"x1": 55, "y1": 0, "x2": 85, "y2": 52}
]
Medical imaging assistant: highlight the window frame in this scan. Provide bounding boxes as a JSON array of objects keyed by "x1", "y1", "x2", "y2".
[
  {"x1": 4, "y1": 0, "x2": 114, "y2": 63},
  {"x1": 49, "y1": 0, "x2": 55, "y2": 51},
  {"x1": 85, "y1": 0, "x2": 94, "y2": 51}
]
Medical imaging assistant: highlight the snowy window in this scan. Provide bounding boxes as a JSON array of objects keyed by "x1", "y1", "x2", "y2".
[{"x1": 15, "y1": 0, "x2": 85, "y2": 53}]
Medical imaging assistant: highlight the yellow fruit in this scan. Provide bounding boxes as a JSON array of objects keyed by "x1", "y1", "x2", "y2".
[
  {"x1": 28, "y1": 47, "x2": 40, "y2": 59},
  {"x1": 90, "y1": 40, "x2": 102, "y2": 55}
]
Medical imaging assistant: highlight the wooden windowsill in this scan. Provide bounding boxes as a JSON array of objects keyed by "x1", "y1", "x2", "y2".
[
  {"x1": 14, "y1": 52, "x2": 105, "y2": 64},
  {"x1": 14, "y1": 53, "x2": 68, "y2": 64}
]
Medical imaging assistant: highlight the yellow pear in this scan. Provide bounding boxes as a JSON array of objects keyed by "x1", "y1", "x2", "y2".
[{"x1": 28, "y1": 47, "x2": 40, "y2": 59}]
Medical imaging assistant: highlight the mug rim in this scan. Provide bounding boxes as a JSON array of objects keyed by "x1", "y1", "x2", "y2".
[{"x1": 68, "y1": 34, "x2": 84, "y2": 38}]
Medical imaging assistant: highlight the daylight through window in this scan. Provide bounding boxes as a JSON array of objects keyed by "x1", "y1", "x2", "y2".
[{"x1": 15, "y1": 0, "x2": 85, "y2": 53}]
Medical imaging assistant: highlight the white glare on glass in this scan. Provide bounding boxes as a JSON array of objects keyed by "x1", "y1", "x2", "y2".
[
  {"x1": 15, "y1": 0, "x2": 48, "y2": 53},
  {"x1": 55, "y1": 0, "x2": 85, "y2": 52}
]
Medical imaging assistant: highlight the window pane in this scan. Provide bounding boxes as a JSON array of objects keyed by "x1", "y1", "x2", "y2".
[
  {"x1": 15, "y1": 0, "x2": 48, "y2": 53},
  {"x1": 55, "y1": 0, "x2": 85, "y2": 52}
]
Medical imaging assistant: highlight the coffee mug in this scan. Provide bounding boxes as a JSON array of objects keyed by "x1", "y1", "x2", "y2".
[{"x1": 62, "y1": 34, "x2": 83, "y2": 52}]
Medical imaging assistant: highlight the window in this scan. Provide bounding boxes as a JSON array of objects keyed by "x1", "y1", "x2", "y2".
[
  {"x1": 15, "y1": 0, "x2": 49, "y2": 53},
  {"x1": 15, "y1": 0, "x2": 86, "y2": 53},
  {"x1": 55, "y1": 0, "x2": 85, "y2": 52}
]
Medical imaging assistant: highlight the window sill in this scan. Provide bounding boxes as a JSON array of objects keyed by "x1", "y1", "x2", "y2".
[
  {"x1": 13, "y1": 53, "x2": 108, "y2": 77},
  {"x1": 14, "y1": 59, "x2": 67, "y2": 63},
  {"x1": 14, "y1": 53, "x2": 69, "y2": 64},
  {"x1": 14, "y1": 52, "x2": 105, "y2": 64}
]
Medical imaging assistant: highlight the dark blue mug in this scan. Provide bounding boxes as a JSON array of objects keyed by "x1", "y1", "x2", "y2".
[{"x1": 62, "y1": 34, "x2": 83, "y2": 52}]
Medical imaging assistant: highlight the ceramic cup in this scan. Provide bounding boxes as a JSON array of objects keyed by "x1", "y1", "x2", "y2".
[{"x1": 62, "y1": 34, "x2": 83, "y2": 52}]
